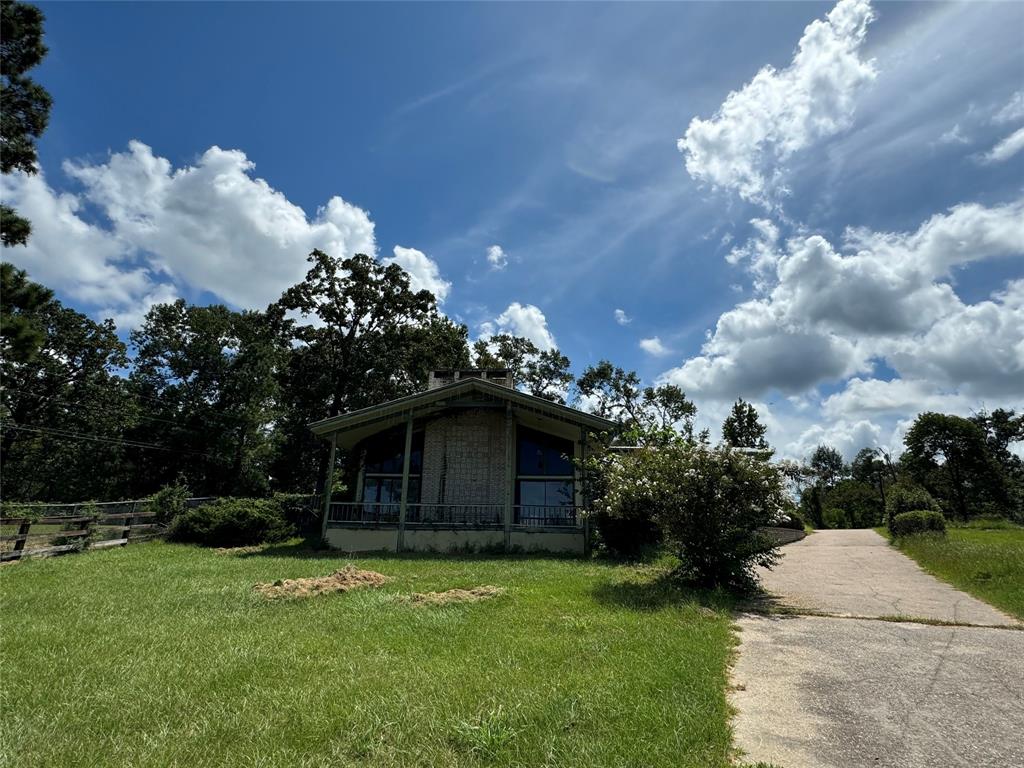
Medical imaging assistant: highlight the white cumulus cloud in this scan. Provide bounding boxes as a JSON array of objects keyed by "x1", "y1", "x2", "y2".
[
  {"x1": 383, "y1": 245, "x2": 451, "y2": 302},
  {"x1": 614, "y1": 308, "x2": 631, "y2": 325},
  {"x1": 1, "y1": 141, "x2": 379, "y2": 326},
  {"x1": 678, "y1": 0, "x2": 877, "y2": 207},
  {"x1": 478, "y1": 302, "x2": 557, "y2": 351},
  {"x1": 639, "y1": 336, "x2": 671, "y2": 357},
  {"x1": 661, "y1": 198, "x2": 1024, "y2": 402}
]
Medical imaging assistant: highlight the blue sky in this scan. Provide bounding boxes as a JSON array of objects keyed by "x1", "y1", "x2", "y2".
[{"x1": 3, "y1": 0, "x2": 1023, "y2": 459}]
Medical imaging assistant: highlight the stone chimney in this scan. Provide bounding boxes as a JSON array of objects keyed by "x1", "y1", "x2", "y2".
[{"x1": 427, "y1": 369, "x2": 514, "y2": 390}]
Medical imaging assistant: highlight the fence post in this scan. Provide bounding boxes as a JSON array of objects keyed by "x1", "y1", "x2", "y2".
[
  {"x1": 123, "y1": 501, "x2": 137, "y2": 546},
  {"x1": 80, "y1": 505, "x2": 94, "y2": 551},
  {"x1": 13, "y1": 519, "x2": 31, "y2": 555}
]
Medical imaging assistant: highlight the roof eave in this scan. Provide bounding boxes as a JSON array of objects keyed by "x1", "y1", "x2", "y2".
[{"x1": 308, "y1": 378, "x2": 616, "y2": 437}]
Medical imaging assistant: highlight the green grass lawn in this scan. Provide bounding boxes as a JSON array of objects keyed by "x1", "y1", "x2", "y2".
[
  {"x1": 0, "y1": 541, "x2": 739, "y2": 768},
  {"x1": 886, "y1": 525, "x2": 1024, "y2": 620}
]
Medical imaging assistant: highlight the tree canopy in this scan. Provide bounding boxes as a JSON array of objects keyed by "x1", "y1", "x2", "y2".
[
  {"x1": 721, "y1": 398, "x2": 769, "y2": 450},
  {"x1": 902, "y1": 412, "x2": 1009, "y2": 519},
  {"x1": 472, "y1": 333, "x2": 573, "y2": 403},
  {"x1": 1, "y1": 0, "x2": 52, "y2": 246},
  {"x1": 575, "y1": 361, "x2": 696, "y2": 445}
]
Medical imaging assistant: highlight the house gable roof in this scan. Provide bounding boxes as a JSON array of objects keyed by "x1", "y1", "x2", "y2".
[{"x1": 308, "y1": 377, "x2": 616, "y2": 437}]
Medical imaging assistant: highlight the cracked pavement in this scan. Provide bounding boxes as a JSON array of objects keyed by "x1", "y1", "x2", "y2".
[{"x1": 731, "y1": 530, "x2": 1024, "y2": 768}]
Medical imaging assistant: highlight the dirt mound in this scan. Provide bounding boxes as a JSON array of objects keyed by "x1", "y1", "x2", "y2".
[
  {"x1": 255, "y1": 565, "x2": 388, "y2": 599},
  {"x1": 409, "y1": 586, "x2": 505, "y2": 606},
  {"x1": 214, "y1": 545, "x2": 265, "y2": 556}
]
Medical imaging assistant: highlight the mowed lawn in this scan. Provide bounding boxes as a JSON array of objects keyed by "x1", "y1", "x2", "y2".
[
  {"x1": 891, "y1": 525, "x2": 1024, "y2": 620},
  {"x1": 0, "y1": 542, "x2": 737, "y2": 768}
]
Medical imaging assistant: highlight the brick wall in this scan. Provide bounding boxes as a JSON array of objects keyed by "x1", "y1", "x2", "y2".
[{"x1": 420, "y1": 409, "x2": 508, "y2": 506}]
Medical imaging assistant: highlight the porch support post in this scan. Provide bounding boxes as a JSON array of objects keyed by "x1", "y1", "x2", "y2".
[
  {"x1": 397, "y1": 413, "x2": 414, "y2": 552},
  {"x1": 321, "y1": 433, "x2": 337, "y2": 543},
  {"x1": 503, "y1": 403, "x2": 514, "y2": 553},
  {"x1": 580, "y1": 427, "x2": 591, "y2": 558}
]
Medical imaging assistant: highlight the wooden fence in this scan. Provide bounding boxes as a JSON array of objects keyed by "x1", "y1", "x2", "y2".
[{"x1": 0, "y1": 499, "x2": 168, "y2": 562}]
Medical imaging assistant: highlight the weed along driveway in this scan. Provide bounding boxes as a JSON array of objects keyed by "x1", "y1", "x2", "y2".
[{"x1": 731, "y1": 530, "x2": 1024, "y2": 768}]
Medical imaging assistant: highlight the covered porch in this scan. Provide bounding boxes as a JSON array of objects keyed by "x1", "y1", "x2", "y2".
[{"x1": 309, "y1": 375, "x2": 615, "y2": 554}]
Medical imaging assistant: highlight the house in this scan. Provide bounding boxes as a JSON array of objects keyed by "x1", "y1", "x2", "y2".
[{"x1": 309, "y1": 369, "x2": 616, "y2": 554}]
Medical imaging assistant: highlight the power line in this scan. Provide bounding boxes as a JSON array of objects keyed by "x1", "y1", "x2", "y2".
[
  {"x1": 0, "y1": 423, "x2": 229, "y2": 462},
  {"x1": 1, "y1": 384, "x2": 257, "y2": 430}
]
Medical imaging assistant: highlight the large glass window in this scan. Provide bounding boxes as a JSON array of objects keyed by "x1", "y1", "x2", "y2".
[
  {"x1": 364, "y1": 427, "x2": 422, "y2": 475},
  {"x1": 360, "y1": 427, "x2": 422, "y2": 516},
  {"x1": 517, "y1": 427, "x2": 574, "y2": 476},
  {"x1": 516, "y1": 427, "x2": 575, "y2": 525}
]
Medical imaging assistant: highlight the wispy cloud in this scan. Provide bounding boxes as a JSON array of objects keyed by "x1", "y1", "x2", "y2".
[
  {"x1": 980, "y1": 126, "x2": 1024, "y2": 164},
  {"x1": 486, "y1": 244, "x2": 508, "y2": 270}
]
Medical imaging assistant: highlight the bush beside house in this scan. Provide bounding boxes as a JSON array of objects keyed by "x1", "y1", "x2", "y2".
[
  {"x1": 596, "y1": 444, "x2": 787, "y2": 591},
  {"x1": 168, "y1": 498, "x2": 295, "y2": 547}
]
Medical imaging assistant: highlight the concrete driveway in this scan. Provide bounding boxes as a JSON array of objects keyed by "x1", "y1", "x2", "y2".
[{"x1": 731, "y1": 529, "x2": 1024, "y2": 768}]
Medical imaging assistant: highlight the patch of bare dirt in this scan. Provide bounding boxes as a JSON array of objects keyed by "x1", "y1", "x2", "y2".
[
  {"x1": 255, "y1": 565, "x2": 388, "y2": 599},
  {"x1": 408, "y1": 586, "x2": 505, "y2": 605}
]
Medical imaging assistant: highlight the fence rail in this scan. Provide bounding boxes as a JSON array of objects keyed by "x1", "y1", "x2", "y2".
[
  {"x1": 0, "y1": 503, "x2": 164, "y2": 561},
  {"x1": 0, "y1": 496, "x2": 222, "y2": 561}
]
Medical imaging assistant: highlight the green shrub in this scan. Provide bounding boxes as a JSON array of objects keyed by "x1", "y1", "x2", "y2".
[
  {"x1": 885, "y1": 483, "x2": 939, "y2": 526},
  {"x1": 597, "y1": 444, "x2": 786, "y2": 591},
  {"x1": 168, "y1": 498, "x2": 294, "y2": 547},
  {"x1": 822, "y1": 507, "x2": 849, "y2": 530},
  {"x1": 151, "y1": 481, "x2": 190, "y2": 523},
  {"x1": 889, "y1": 510, "x2": 946, "y2": 538}
]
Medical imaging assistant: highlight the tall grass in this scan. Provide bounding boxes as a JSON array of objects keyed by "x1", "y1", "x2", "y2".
[
  {"x1": 893, "y1": 526, "x2": 1024, "y2": 620},
  {"x1": 0, "y1": 542, "x2": 738, "y2": 767}
]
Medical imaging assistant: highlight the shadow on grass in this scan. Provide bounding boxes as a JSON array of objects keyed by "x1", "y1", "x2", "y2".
[
  {"x1": 235, "y1": 537, "x2": 588, "y2": 564},
  {"x1": 591, "y1": 569, "x2": 739, "y2": 613}
]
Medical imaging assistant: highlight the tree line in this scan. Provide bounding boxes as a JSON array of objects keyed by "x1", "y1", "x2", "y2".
[
  {"x1": 3, "y1": 256, "x2": 1021, "y2": 520},
  {"x1": 789, "y1": 410, "x2": 1024, "y2": 527},
  {"x1": 0, "y1": 253, "x2": 697, "y2": 502}
]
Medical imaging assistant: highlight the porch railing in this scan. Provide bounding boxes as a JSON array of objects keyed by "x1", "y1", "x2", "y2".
[
  {"x1": 514, "y1": 505, "x2": 580, "y2": 527},
  {"x1": 327, "y1": 502, "x2": 400, "y2": 524},
  {"x1": 406, "y1": 503, "x2": 503, "y2": 527},
  {"x1": 327, "y1": 502, "x2": 583, "y2": 528}
]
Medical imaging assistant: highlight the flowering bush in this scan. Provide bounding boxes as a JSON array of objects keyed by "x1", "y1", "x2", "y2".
[{"x1": 596, "y1": 444, "x2": 787, "y2": 590}]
